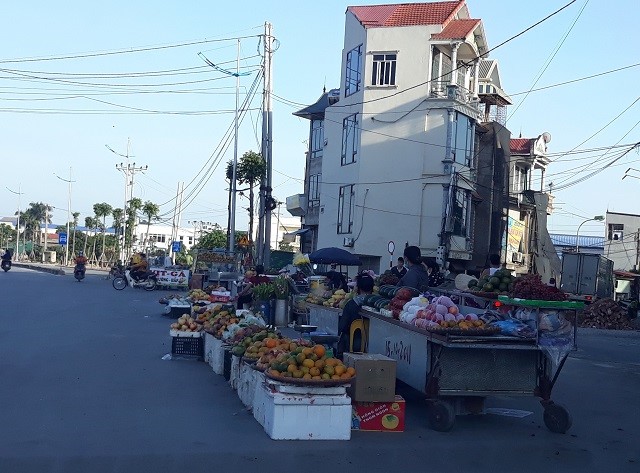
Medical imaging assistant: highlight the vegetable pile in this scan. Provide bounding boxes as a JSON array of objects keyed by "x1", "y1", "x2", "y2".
[{"x1": 510, "y1": 274, "x2": 566, "y2": 301}]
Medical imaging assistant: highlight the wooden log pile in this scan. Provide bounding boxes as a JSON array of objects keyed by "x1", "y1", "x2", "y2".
[{"x1": 579, "y1": 298, "x2": 634, "y2": 330}]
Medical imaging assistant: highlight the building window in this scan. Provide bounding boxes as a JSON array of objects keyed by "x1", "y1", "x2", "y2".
[
  {"x1": 512, "y1": 165, "x2": 528, "y2": 193},
  {"x1": 310, "y1": 119, "x2": 324, "y2": 160},
  {"x1": 452, "y1": 112, "x2": 474, "y2": 165},
  {"x1": 179, "y1": 235, "x2": 184, "y2": 241},
  {"x1": 608, "y1": 224, "x2": 624, "y2": 241},
  {"x1": 345, "y1": 44, "x2": 362, "y2": 97},
  {"x1": 308, "y1": 173, "x2": 321, "y2": 208},
  {"x1": 371, "y1": 53, "x2": 397, "y2": 86},
  {"x1": 341, "y1": 113, "x2": 359, "y2": 165},
  {"x1": 337, "y1": 184, "x2": 355, "y2": 234},
  {"x1": 451, "y1": 188, "x2": 470, "y2": 237},
  {"x1": 188, "y1": 236, "x2": 193, "y2": 245}
]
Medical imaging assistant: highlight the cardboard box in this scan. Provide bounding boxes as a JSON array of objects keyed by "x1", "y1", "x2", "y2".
[
  {"x1": 352, "y1": 395, "x2": 405, "y2": 432},
  {"x1": 210, "y1": 290, "x2": 231, "y2": 302},
  {"x1": 343, "y1": 353, "x2": 396, "y2": 402}
]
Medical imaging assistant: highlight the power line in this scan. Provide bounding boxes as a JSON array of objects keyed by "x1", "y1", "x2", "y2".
[
  {"x1": 0, "y1": 35, "x2": 263, "y2": 64},
  {"x1": 507, "y1": 0, "x2": 589, "y2": 121}
]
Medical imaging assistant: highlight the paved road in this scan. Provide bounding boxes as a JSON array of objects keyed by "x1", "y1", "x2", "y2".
[{"x1": 1, "y1": 268, "x2": 639, "y2": 472}]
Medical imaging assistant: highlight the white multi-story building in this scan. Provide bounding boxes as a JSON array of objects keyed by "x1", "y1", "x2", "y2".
[{"x1": 289, "y1": 1, "x2": 512, "y2": 273}]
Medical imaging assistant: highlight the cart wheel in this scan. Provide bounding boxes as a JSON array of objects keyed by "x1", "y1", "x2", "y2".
[
  {"x1": 428, "y1": 400, "x2": 456, "y2": 432},
  {"x1": 543, "y1": 403, "x2": 572, "y2": 434}
]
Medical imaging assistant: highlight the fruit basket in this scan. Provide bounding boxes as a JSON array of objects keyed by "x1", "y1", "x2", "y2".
[{"x1": 264, "y1": 372, "x2": 355, "y2": 387}]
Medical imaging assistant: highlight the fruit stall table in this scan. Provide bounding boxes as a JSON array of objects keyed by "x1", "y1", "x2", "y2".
[
  {"x1": 308, "y1": 303, "x2": 341, "y2": 334},
  {"x1": 360, "y1": 296, "x2": 583, "y2": 433}
]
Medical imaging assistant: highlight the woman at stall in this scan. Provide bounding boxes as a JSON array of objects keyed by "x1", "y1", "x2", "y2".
[
  {"x1": 422, "y1": 259, "x2": 445, "y2": 288},
  {"x1": 337, "y1": 272, "x2": 374, "y2": 355},
  {"x1": 397, "y1": 245, "x2": 429, "y2": 292}
]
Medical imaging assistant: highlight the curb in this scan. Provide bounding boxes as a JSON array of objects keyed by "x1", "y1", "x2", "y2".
[
  {"x1": 577, "y1": 327, "x2": 640, "y2": 338},
  {"x1": 13, "y1": 263, "x2": 66, "y2": 276}
]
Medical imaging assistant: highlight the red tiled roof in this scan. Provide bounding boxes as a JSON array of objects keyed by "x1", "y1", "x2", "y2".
[
  {"x1": 510, "y1": 138, "x2": 532, "y2": 154},
  {"x1": 431, "y1": 18, "x2": 479, "y2": 40},
  {"x1": 348, "y1": 1, "x2": 464, "y2": 28}
]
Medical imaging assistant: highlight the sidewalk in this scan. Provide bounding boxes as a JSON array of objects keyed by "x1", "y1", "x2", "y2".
[{"x1": 13, "y1": 262, "x2": 66, "y2": 276}]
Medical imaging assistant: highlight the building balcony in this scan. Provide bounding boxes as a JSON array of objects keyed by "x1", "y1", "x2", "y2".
[
  {"x1": 286, "y1": 194, "x2": 307, "y2": 217},
  {"x1": 428, "y1": 84, "x2": 482, "y2": 120}
]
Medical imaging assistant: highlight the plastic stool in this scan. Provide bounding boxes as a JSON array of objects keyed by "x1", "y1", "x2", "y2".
[{"x1": 349, "y1": 318, "x2": 369, "y2": 353}]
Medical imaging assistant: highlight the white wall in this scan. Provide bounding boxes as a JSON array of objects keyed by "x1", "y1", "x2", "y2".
[
  {"x1": 317, "y1": 14, "x2": 475, "y2": 271},
  {"x1": 604, "y1": 212, "x2": 640, "y2": 271}
]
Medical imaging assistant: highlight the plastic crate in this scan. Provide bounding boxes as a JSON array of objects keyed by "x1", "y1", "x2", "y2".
[{"x1": 171, "y1": 335, "x2": 204, "y2": 360}]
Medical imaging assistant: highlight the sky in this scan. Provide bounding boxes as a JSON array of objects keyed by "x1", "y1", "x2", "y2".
[{"x1": 0, "y1": 0, "x2": 638, "y2": 239}]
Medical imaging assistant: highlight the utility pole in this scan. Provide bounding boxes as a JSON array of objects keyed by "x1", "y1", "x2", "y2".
[
  {"x1": 229, "y1": 38, "x2": 241, "y2": 255},
  {"x1": 257, "y1": 21, "x2": 274, "y2": 268},
  {"x1": 6, "y1": 185, "x2": 23, "y2": 259},
  {"x1": 115, "y1": 160, "x2": 148, "y2": 260},
  {"x1": 55, "y1": 168, "x2": 74, "y2": 266},
  {"x1": 43, "y1": 205, "x2": 49, "y2": 262}
]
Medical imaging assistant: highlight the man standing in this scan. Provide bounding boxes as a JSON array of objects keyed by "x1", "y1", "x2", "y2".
[{"x1": 390, "y1": 257, "x2": 407, "y2": 279}]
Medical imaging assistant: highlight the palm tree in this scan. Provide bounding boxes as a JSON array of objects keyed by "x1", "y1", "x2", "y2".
[
  {"x1": 26, "y1": 202, "x2": 53, "y2": 244},
  {"x1": 83, "y1": 216, "x2": 95, "y2": 256},
  {"x1": 126, "y1": 198, "x2": 143, "y2": 254},
  {"x1": 71, "y1": 211, "x2": 80, "y2": 257},
  {"x1": 93, "y1": 202, "x2": 112, "y2": 264},
  {"x1": 141, "y1": 201, "x2": 160, "y2": 253},
  {"x1": 237, "y1": 151, "x2": 266, "y2": 247},
  {"x1": 111, "y1": 208, "x2": 123, "y2": 258}
]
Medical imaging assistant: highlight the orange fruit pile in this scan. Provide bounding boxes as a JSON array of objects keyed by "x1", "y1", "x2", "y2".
[{"x1": 268, "y1": 344, "x2": 356, "y2": 381}]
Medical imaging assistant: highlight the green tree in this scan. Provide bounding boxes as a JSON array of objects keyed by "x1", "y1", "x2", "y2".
[
  {"x1": 71, "y1": 211, "x2": 80, "y2": 257},
  {"x1": 0, "y1": 223, "x2": 15, "y2": 250},
  {"x1": 126, "y1": 198, "x2": 143, "y2": 253},
  {"x1": 141, "y1": 201, "x2": 160, "y2": 252},
  {"x1": 83, "y1": 216, "x2": 96, "y2": 256},
  {"x1": 193, "y1": 224, "x2": 226, "y2": 249},
  {"x1": 111, "y1": 208, "x2": 123, "y2": 256},
  {"x1": 278, "y1": 240, "x2": 294, "y2": 252},
  {"x1": 25, "y1": 202, "x2": 53, "y2": 244},
  {"x1": 237, "y1": 151, "x2": 266, "y2": 247},
  {"x1": 93, "y1": 202, "x2": 112, "y2": 263}
]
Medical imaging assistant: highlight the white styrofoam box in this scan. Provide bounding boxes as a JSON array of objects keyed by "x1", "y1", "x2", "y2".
[
  {"x1": 238, "y1": 365, "x2": 264, "y2": 408},
  {"x1": 265, "y1": 379, "x2": 348, "y2": 396},
  {"x1": 208, "y1": 336, "x2": 225, "y2": 375},
  {"x1": 169, "y1": 330, "x2": 203, "y2": 338},
  {"x1": 203, "y1": 332, "x2": 216, "y2": 363},
  {"x1": 253, "y1": 383, "x2": 352, "y2": 440},
  {"x1": 229, "y1": 355, "x2": 241, "y2": 390}
]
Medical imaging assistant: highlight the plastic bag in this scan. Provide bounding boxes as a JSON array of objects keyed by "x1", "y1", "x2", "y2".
[{"x1": 490, "y1": 320, "x2": 536, "y2": 338}]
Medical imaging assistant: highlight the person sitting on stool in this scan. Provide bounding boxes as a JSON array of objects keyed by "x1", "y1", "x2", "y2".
[{"x1": 337, "y1": 272, "x2": 374, "y2": 356}]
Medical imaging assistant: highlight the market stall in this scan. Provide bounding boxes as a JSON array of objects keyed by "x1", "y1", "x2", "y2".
[
  {"x1": 165, "y1": 287, "x2": 359, "y2": 440},
  {"x1": 358, "y1": 277, "x2": 581, "y2": 433}
]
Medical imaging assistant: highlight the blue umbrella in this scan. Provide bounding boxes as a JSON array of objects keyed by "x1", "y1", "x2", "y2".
[{"x1": 309, "y1": 247, "x2": 362, "y2": 266}]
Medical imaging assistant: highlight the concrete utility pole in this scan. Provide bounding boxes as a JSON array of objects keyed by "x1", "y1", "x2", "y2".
[
  {"x1": 6, "y1": 185, "x2": 23, "y2": 259},
  {"x1": 43, "y1": 205, "x2": 49, "y2": 261},
  {"x1": 116, "y1": 162, "x2": 147, "y2": 258},
  {"x1": 257, "y1": 21, "x2": 274, "y2": 268},
  {"x1": 55, "y1": 168, "x2": 74, "y2": 266}
]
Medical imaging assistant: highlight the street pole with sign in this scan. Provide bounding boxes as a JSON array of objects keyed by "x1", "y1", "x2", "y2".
[{"x1": 388, "y1": 240, "x2": 395, "y2": 269}]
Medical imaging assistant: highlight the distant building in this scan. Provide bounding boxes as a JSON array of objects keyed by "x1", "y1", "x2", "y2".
[
  {"x1": 604, "y1": 211, "x2": 640, "y2": 271},
  {"x1": 549, "y1": 233, "x2": 605, "y2": 257}
]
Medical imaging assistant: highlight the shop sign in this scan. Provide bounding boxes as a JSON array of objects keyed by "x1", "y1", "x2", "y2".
[{"x1": 151, "y1": 267, "x2": 190, "y2": 287}]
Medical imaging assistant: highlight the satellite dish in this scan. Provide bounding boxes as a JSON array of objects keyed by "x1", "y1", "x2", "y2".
[{"x1": 542, "y1": 132, "x2": 552, "y2": 143}]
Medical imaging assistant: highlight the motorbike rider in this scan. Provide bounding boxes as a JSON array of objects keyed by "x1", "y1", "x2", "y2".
[
  {"x1": 1, "y1": 249, "x2": 11, "y2": 262},
  {"x1": 1, "y1": 249, "x2": 11, "y2": 269},
  {"x1": 129, "y1": 252, "x2": 148, "y2": 281},
  {"x1": 74, "y1": 251, "x2": 88, "y2": 273}
]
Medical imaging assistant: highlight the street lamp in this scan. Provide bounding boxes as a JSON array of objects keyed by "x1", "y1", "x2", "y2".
[
  {"x1": 54, "y1": 169, "x2": 75, "y2": 266},
  {"x1": 576, "y1": 215, "x2": 604, "y2": 253}
]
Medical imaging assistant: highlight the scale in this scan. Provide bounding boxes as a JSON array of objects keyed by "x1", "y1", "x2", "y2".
[{"x1": 293, "y1": 324, "x2": 318, "y2": 342}]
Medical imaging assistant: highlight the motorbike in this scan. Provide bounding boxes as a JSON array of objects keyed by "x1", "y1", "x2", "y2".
[
  {"x1": 112, "y1": 269, "x2": 157, "y2": 291},
  {"x1": 74, "y1": 264, "x2": 86, "y2": 281},
  {"x1": 1, "y1": 260, "x2": 11, "y2": 272}
]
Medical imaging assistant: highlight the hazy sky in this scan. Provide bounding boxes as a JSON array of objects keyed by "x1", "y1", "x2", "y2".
[{"x1": 0, "y1": 0, "x2": 637, "y2": 238}]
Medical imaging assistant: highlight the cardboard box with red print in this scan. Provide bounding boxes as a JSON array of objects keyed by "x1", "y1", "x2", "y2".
[{"x1": 351, "y1": 395, "x2": 405, "y2": 432}]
